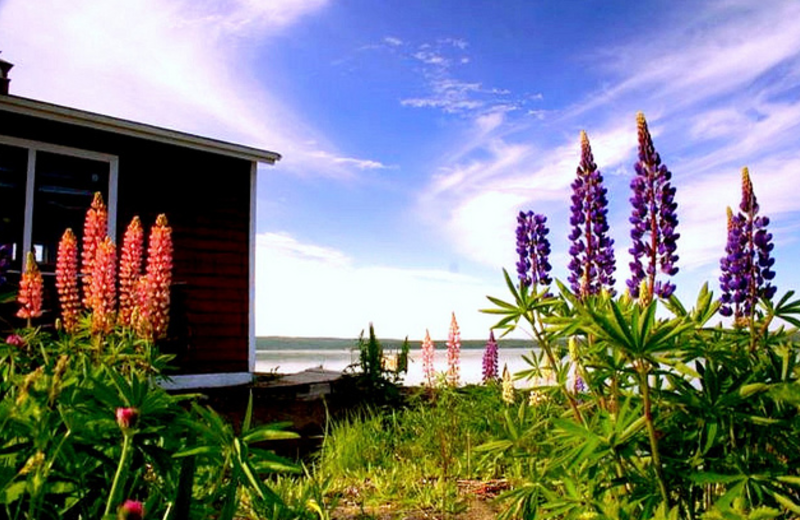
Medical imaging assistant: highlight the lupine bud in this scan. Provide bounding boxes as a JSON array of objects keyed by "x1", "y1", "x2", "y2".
[
  {"x1": 17, "y1": 252, "x2": 43, "y2": 321},
  {"x1": 117, "y1": 499, "x2": 144, "y2": 520},
  {"x1": 516, "y1": 211, "x2": 552, "y2": 290},
  {"x1": 574, "y1": 375, "x2": 586, "y2": 394},
  {"x1": 627, "y1": 112, "x2": 680, "y2": 301},
  {"x1": 421, "y1": 329, "x2": 435, "y2": 387},
  {"x1": 56, "y1": 229, "x2": 81, "y2": 333},
  {"x1": 91, "y1": 237, "x2": 117, "y2": 335},
  {"x1": 568, "y1": 336, "x2": 579, "y2": 363},
  {"x1": 118, "y1": 217, "x2": 144, "y2": 328},
  {"x1": 445, "y1": 312, "x2": 461, "y2": 387},
  {"x1": 568, "y1": 131, "x2": 616, "y2": 298},
  {"x1": 501, "y1": 364, "x2": 514, "y2": 405},
  {"x1": 482, "y1": 330, "x2": 499, "y2": 383},
  {"x1": 528, "y1": 389, "x2": 546, "y2": 407},
  {"x1": 81, "y1": 192, "x2": 108, "y2": 308},
  {"x1": 116, "y1": 407, "x2": 139, "y2": 431}
]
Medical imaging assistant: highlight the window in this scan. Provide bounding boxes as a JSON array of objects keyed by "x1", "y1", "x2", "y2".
[{"x1": 0, "y1": 136, "x2": 118, "y2": 272}]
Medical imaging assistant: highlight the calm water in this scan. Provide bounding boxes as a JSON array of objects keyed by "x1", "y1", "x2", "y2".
[{"x1": 256, "y1": 347, "x2": 537, "y2": 387}]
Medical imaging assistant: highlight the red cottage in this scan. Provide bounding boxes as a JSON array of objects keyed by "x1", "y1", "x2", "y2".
[{"x1": 0, "y1": 58, "x2": 280, "y2": 389}]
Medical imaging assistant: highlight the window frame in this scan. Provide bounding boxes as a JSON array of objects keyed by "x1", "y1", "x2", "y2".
[{"x1": 0, "y1": 135, "x2": 119, "y2": 270}]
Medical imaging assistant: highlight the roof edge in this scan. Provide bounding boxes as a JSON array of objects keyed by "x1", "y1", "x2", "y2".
[{"x1": 0, "y1": 94, "x2": 281, "y2": 164}]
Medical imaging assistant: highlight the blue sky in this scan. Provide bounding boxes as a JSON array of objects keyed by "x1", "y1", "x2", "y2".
[{"x1": 2, "y1": 0, "x2": 800, "y2": 340}]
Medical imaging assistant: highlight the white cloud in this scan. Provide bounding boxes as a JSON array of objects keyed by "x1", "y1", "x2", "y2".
[
  {"x1": 413, "y1": 50, "x2": 447, "y2": 66},
  {"x1": 384, "y1": 36, "x2": 403, "y2": 46},
  {"x1": 255, "y1": 233, "x2": 501, "y2": 339},
  {"x1": 309, "y1": 151, "x2": 391, "y2": 171}
]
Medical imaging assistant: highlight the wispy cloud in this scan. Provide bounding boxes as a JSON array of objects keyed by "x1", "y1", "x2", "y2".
[
  {"x1": 309, "y1": 151, "x2": 392, "y2": 171},
  {"x1": 394, "y1": 38, "x2": 516, "y2": 117},
  {"x1": 0, "y1": 0, "x2": 386, "y2": 179},
  {"x1": 416, "y1": 1, "x2": 800, "y2": 299}
]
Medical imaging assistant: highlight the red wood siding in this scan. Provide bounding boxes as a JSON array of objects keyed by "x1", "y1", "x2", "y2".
[{"x1": 0, "y1": 109, "x2": 256, "y2": 374}]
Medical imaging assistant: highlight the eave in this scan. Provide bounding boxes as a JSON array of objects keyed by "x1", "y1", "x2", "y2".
[{"x1": 0, "y1": 94, "x2": 281, "y2": 164}]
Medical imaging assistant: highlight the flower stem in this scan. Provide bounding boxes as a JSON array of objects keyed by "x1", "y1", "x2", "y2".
[
  {"x1": 638, "y1": 364, "x2": 669, "y2": 504},
  {"x1": 105, "y1": 432, "x2": 133, "y2": 517}
]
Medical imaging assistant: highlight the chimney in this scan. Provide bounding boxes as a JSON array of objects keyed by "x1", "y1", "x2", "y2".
[{"x1": 0, "y1": 53, "x2": 13, "y2": 95}]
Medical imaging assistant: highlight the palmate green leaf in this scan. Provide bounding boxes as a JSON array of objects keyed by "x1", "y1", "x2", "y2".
[
  {"x1": 772, "y1": 290, "x2": 800, "y2": 327},
  {"x1": 618, "y1": 415, "x2": 647, "y2": 445},
  {"x1": 690, "y1": 472, "x2": 745, "y2": 485},
  {"x1": 249, "y1": 448, "x2": 301, "y2": 474},
  {"x1": 172, "y1": 445, "x2": 219, "y2": 458},
  {"x1": 590, "y1": 301, "x2": 637, "y2": 353},
  {"x1": 633, "y1": 301, "x2": 657, "y2": 350},
  {"x1": 702, "y1": 422, "x2": 719, "y2": 456},
  {"x1": 0, "y1": 480, "x2": 26, "y2": 505},
  {"x1": 739, "y1": 383, "x2": 769, "y2": 398},
  {"x1": 483, "y1": 295, "x2": 519, "y2": 312},
  {"x1": 241, "y1": 423, "x2": 298, "y2": 444},
  {"x1": 747, "y1": 415, "x2": 781, "y2": 426},
  {"x1": 768, "y1": 490, "x2": 800, "y2": 514},
  {"x1": 776, "y1": 476, "x2": 800, "y2": 486},
  {"x1": 233, "y1": 438, "x2": 283, "y2": 507},
  {"x1": 473, "y1": 439, "x2": 515, "y2": 453}
]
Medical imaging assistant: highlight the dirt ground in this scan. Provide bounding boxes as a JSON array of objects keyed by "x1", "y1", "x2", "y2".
[{"x1": 330, "y1": 479, "x2": 509, "y2": 520}]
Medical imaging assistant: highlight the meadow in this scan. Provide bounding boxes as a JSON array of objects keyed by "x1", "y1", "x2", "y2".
[{"x1": 1, "y1": 113, "x2": 799, "y2": 519}]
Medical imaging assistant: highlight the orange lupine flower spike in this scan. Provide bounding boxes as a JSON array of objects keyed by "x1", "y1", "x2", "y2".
[
  {"x1": 90, "y1": 236, "x2": 117, "y2": 335},
  {"x1": 17, "y1": 252, "x2": 43, "y2": 324},
  {"x1": 137, "y1": 214, "x2": 173, "y2": 341},
  {"x1": 118, "y1": 217, "x2": 144, "y2": 328},
  {"x1": 55, "y1": 229, "x2": 81, "y2": 333},
  {"x1": 81, "y1": 192, "x2": 108, "y2": 309}
]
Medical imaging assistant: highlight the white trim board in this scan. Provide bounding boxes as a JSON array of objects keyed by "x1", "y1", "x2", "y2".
[
  {"x1": 248, "y1": 161, "x2": 257, "y2": 373},
  {"x1": 0, "y1": 135, "x2": 119, "y2": 264},
  {"x1": 157, "y1": 372, "x2": 253, "y2": 390}
]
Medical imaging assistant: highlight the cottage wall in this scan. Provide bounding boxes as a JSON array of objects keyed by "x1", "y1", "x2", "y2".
[{"x1": 0, "y1": 109, "x2": 253, "y2": 374}]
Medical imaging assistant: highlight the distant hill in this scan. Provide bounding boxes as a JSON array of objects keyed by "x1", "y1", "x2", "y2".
[{"x1": 257, "y1": 336, "x2": 535, "y2": 351}]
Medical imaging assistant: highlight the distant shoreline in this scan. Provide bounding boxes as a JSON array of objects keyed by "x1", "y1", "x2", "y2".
[{"x1": 257, "y1": 336, "x2": 536, "y2": 350}]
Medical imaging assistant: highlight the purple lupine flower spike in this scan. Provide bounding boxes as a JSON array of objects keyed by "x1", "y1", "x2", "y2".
[
  {"x1": 719, "y1": 168, "x2": 776, "y2": 322},
  {"x1": 568, "y1": 131, "x2": 616, "y2": 298},
  {"x1": 516, "y1": 211, "x2": 553, "y2": 290},
  {"x1": 482, "y1": 330, "x2": 499, "y2": 383},
  {"x1": 627, "y1": 112, "x2": 680, "y2": 302}
]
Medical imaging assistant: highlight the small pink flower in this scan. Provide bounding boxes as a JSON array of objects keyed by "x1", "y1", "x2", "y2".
[
  {"x1": 446, "y1": 312, "x2": 461, "y2": 387},
  {"x1": 5, "y1": 334, "x2": 25, "y2": 347},
  {"x1": 116, "y1": 407, "x2": 139, "y2": 431},
  {"x1": 421, "y1": 329, "x2": 435, "y2": 387},
  {"x1": 118, "y1": 499, "x2": 144, "y2": 520}
]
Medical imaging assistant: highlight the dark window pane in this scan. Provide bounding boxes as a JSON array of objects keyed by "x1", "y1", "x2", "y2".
[
  {"x1": 0, "y1": 143, "x2": 27, "y2": 270},
  {"x1": 33, "y1": 151, "x2": 109, "y2": 271}
]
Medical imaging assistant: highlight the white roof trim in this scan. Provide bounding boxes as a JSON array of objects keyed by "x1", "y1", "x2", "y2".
[{"x1": 0, "y1": 95, "x2": 281, "y2": 164}]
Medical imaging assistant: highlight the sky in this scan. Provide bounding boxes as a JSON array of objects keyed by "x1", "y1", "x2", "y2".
[{"x1": 2, "y1": 0, "x2": 800, "y2": 340}]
